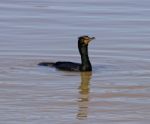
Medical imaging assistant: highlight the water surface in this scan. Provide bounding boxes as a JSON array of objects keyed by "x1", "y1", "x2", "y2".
[{"x1": 0, "y1": 0, "x2": 150, "y2": 123}]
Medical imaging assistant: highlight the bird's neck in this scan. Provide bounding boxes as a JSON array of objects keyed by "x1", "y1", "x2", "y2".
[{"x1": 79, "y1": 45, "x2": 92, "y2": 71}]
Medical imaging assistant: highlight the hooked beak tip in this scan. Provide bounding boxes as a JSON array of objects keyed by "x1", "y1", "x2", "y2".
[{"x1": 90, "y1": 37, "x2": 95, "y2": 40}]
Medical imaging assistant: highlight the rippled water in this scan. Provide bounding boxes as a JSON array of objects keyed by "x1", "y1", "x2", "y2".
[{"x1": 0, "y1": 0, "x2": 150, "y2": 123}]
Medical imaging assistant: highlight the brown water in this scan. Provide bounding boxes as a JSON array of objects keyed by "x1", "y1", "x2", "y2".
[{"x1": 0, "y1": 0, "x2": 150, "y2": 123}]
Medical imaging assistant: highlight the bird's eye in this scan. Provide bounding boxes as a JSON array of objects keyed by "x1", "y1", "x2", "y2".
[{"x1": 81, "y1": 38, "x2": 85, "y2": 44}]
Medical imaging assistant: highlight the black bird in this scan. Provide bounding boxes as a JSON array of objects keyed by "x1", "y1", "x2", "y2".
[{"x1": 38, "y1": 35, "x2": 95, "y2": 72}]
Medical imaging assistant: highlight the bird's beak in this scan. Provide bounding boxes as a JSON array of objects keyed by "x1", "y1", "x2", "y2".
[
  {"x1": 83, "y1": 36, "x2": 95, "y2": 45},
  {"x1": 90, "y1": 37, "x2": 95, "y2": 40},
  {"x1": 89, "y1": 37, "x2": 95, "y2": 42}
]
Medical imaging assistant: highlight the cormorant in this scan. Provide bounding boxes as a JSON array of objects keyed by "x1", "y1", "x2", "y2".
[{"x1": 38, "y1": 35, "x2": 95, "y2": 72}]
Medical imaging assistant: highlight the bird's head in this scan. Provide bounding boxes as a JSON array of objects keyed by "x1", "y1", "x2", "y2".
[{"x1": 78, "y1": 35, "x2": 95, "y2": 46}]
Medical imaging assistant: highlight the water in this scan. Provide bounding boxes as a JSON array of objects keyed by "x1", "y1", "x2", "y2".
[{"x1": 0, "y1": 0, "x2": 150, "y2": 123}]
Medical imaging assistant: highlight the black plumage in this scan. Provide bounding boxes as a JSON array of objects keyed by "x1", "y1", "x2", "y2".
[{"x1": 38, "y1": 36, "x2": 95, "y2": 72}]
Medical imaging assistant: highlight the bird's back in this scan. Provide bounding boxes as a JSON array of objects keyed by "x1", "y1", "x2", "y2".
[
  {"x1": 54, "y1": 61, "x2": 81, "y2": 71},
  {"x1": 38, "y1": 61, "x2": 81, "y2": 71}
]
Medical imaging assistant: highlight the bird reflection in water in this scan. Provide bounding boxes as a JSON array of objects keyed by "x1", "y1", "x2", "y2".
[{"x1": 77, "y1": 72, "x2": 92, "y2": 120}]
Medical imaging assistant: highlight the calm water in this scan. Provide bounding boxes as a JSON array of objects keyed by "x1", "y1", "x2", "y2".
[{"x1": 0, "y1": 0, "x2": 150, "y2": 123}]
